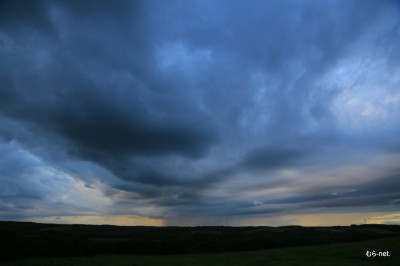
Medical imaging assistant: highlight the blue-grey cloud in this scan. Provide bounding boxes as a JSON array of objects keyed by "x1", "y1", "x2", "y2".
[{"x1": 1, "y1": 0, "x2": 400, "y2": 225}]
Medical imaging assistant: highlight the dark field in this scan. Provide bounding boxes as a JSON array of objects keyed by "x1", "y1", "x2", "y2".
[{"x1": 1, "y1": 222, "x2": 399, "y2": 265}]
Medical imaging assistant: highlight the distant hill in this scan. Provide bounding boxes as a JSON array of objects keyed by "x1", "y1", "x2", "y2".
[{"x1": 0, "y1": 221, "x2": 399, "y2": 261}]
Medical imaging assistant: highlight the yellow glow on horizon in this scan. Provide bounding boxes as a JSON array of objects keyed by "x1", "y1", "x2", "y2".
[
  {"x1": 231, "y1": 211, "x2": 400, "y2": 227},
  {"x1": 369, "y1": 213, "x2": 400, "y2": 224},
  {"x1": 19, "y1": 211, "x2": 400, "y2": 227},
  {"x1": 280, "y1": 212, "x2": 398, "y2": 226},
  {"x1": 25, "y1": 215, "x2": 165, "y2": 226}
]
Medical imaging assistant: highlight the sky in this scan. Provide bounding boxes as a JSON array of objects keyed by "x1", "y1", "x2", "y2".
[{"x1": 1, "y1": 0, "x2": 400, "y2": 226}]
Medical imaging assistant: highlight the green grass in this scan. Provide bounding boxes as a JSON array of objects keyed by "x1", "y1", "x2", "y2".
[{"x1": 2, "y1": 236, "x2": 399, "y2": 266}]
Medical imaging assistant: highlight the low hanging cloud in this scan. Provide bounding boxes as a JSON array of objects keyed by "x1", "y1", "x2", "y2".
[{"x1": 1, "y1": 0, "x2": 400, "y2": 225}]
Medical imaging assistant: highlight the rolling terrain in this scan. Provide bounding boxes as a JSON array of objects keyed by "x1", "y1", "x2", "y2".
[{"x1": 0, "y1": 221, "x2": 399, "y2": 265}]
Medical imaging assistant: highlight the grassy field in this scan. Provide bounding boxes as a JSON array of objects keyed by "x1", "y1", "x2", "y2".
[{"x1": 2, "y1": 236, "x2": 399, "y2": 266}]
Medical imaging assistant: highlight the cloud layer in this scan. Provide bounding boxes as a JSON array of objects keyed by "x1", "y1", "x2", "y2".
[{"x1": 1, "y1": 0, "x2": 400, "y2": 225}]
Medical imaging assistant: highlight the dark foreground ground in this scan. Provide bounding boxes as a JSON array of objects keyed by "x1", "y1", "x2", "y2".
[
  {"x1": 0, "y1": 221, "x2": 399, "y2": 265},
  {"x1": 2, "y1": 236, "x2": 400, "y2": 266}
]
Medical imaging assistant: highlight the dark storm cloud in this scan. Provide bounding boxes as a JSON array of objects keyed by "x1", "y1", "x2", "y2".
[
  {"x1": 0, "y1": 0, "x2": 54, "y2": 35},
  {"x1": 239, "y1": 146, "x2": 310, "y2": 172},
  {"x1": 1, "y1": 0, "x2": 400, "y2": 223},
  {"x1": 0, "y1": 0, "x2": 218, "y2": 185},
  {"x1": 51, "y1": 86, "x2": 217, "y2": 159}
]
